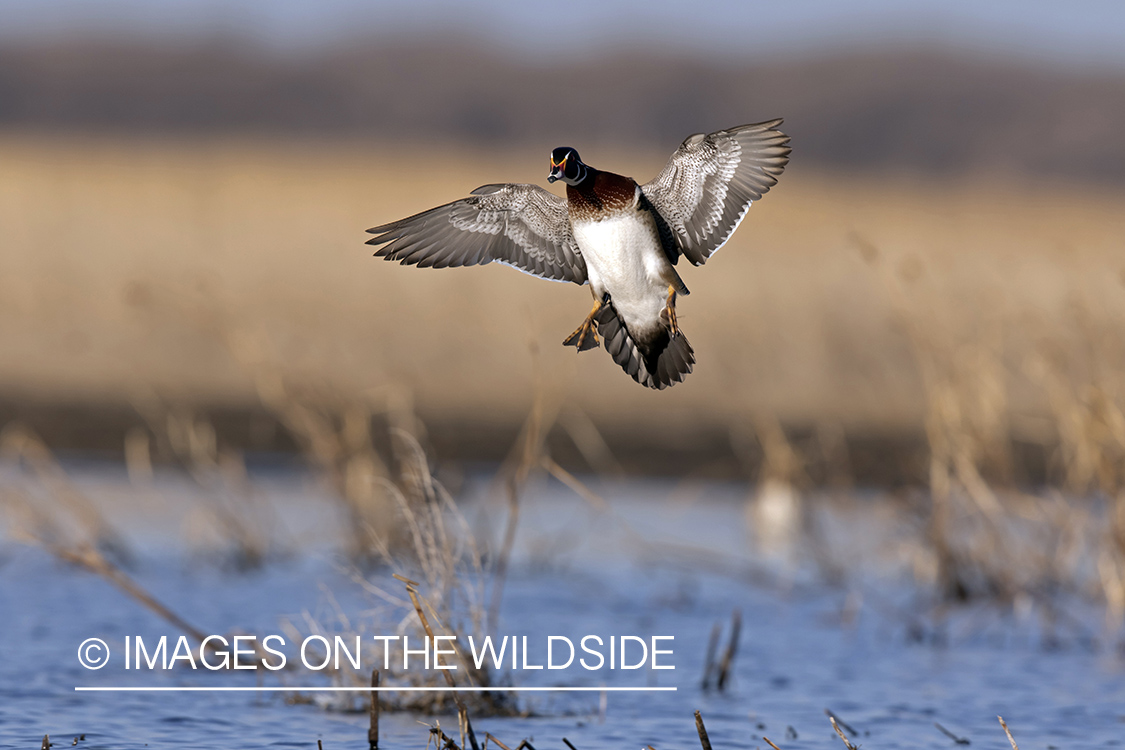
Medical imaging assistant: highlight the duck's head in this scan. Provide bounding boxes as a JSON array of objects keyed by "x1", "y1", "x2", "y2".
[{"x1": 548, "y1": 147, "x2": 588, "y2": 186}]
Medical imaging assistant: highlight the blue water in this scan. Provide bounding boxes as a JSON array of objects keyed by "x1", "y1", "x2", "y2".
[{"x1": 1, "y1": 468, "x2": 1123, "y2": 749}]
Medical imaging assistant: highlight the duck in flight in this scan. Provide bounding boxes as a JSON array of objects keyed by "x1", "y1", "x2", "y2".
[{"x1": 366, "y1": 120, "x2": 790, "y2": 389}]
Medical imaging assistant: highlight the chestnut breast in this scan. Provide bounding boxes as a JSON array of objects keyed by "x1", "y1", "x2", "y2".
[{"x1": 566, "y1": 171, "x2": 638, "y2": 222}]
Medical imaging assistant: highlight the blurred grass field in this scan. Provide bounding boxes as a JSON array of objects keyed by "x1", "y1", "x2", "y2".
[{"x1": 1, "y1": 134, "x2": 1124, "y2": 462}]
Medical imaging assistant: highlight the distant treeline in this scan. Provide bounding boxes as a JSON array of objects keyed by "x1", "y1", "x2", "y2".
[{"x1": 2, "y1": 36, "x2": 1124, "y2": 184}]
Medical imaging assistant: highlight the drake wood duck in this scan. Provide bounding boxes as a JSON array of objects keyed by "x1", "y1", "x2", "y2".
[{"x1": 366, "y1": 120, "x2": 791, "y2": 389}]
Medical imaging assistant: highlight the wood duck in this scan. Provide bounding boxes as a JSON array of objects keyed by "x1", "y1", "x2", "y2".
[{"x1": 366, "y1": 120, "x2": 790, "y2": 389}]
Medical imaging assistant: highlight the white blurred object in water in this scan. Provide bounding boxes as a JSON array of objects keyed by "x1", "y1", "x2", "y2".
[{"x1": 747, "y1": 477, "x2": 802, "y2": 570}]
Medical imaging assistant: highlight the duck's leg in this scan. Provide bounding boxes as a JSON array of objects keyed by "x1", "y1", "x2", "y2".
[
  {"x1": 563, "y1": 295, "x2": 605, "y2": 351},
  {"x1": 660, "y1": 285, "x2": 679, "y2": 337}
]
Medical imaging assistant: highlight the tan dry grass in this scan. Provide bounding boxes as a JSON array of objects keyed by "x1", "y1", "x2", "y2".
[{"x1": 1, "y1": 134, "x2": 1124, "y2": 438}]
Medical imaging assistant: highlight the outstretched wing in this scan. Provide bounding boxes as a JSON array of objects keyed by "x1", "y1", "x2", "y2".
[
  {"x1": 641, "y1": 119, "x2": 790, "y2": 266},
  {"x1": 366, "y1": 183, "x2": 586, "y2": 284}
]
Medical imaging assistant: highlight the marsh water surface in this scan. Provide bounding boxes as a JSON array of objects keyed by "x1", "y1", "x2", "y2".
[{"x1": 2, "y1": 466, "x2": 1123, "y2": 749}]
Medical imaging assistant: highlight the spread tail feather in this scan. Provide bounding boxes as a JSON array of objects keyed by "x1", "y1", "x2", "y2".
[{"x1": 595, "y1": 298, "x2": 694, "y2": 389}]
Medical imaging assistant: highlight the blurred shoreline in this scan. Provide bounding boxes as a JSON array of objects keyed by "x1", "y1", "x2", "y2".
[{"x1": 2, "y1": 395, "x2": 1062, "y2": 487}]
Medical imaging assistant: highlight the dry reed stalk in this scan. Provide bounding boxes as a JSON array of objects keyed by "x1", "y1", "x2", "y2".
[
  {"x1": 851, "y1": 232, "x2": 1065, "y2": 608},
  {"x1": 829, "y1": 717, "x2": 858, "y2": 750},
  {"x1": 388, "y1": 430, "x2": 487, "y2": 639},
  {"x1": 396, "y1": 573, "x2": 480, "y2": 750},
  {"x1": 368, "y1": 670, "x2": 380, "y2": 750},
  {"x1": 1024, "y1": 320, "x2": 1125, "y2": 633},
  {"x1": 997, "y1": 716, "x2": 1019, "y2": 750},
  {"x1": 824, "y1": 710, "x2": 857, "y2": 737},
  {"x1": 700, "y1": 621, "x2": 721, "y2": 690},
  {"x1": 752, "y1": 414, "x2": 806, "y2": 488},
  {"x1": 1030, "y1": 350, "x2": 1125, "y2": 495},
  {"x1": 264, "y1": 383, "x2": 513, "y2": 714},
  {"x1": 558, "y1": 408, "x2": 624, "y2": 478},
  {"x1": 285, "y1": 410, "x2": 502, "y2": 709},
  {"x1": 218, "y1": 323, "x2": 400, "y2": 562},
  {"x1": 4, "y1": 484, "x2": 237, "y2": 655},
  {"x1": 488, "y1": 380, "x2": 560, "y2": 633},
  {"x1": 131, "y1": 397, "x2": 275, "y2": 568},
  {"x1": 933, "y1": 722, "x2": 970, "y2": 744},
  {"x1": 305, "y1": 500, "x2": 497, "y2": 711},
  {"x1": 40, "y1": 531, "x2": 207, "y2": 644},
  {"x1": 123, "y1": 426, "x2": 154, "y2": 483},
  {"x1": 0, "y1": 424, "x2": 132, "y2": 565},
  {"x1": 694, "y1": 711, "x2": 713, "y2": 750},
  {"x1": 484, "y1": 733, "x2": 511, "y2": 750},
  {"x1": 915, "y1": 332, "x2": 1019, "y2": 602},
  {"x1": 695, "y1": 609, "x2": 741, "y2": 694},
  {"x1": 484, "y1": 734, "x2": 537, "y2": 750},
  {"x1": 221, "y1": 319, "x2": 498, "y2": 621},
  {"x1": 10, "y1": 488, "x2": 284, "y2": 665},
  {"x1": 0, "y1": 426, "x2": 290, "y2": 666},
  {"x1": 714, "y1": 609, "x2": 741, "y2": 691},
  {"x1": 540, "y1": 456, "x2": 608, "y2": 512},
  {"x1": 847, "y1": 230, "x2": 1125, "y2": 646}
]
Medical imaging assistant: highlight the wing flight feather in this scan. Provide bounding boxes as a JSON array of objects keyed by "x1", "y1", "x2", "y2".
[
  {"x1": 641, "y1": 120, "x2": 790, "y2": 265},
  {"x1": 366, "y1": 183, "x2": 586, "y2": 284}
]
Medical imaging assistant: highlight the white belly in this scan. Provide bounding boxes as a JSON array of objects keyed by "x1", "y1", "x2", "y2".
[{"x1": 572, "y1": 210, "x2": 669, "y2": 336}]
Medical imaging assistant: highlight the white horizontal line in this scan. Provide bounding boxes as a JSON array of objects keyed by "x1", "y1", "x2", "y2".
[{"x1": 75, "y1": 686, "x2": 675, "y2": 692}]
